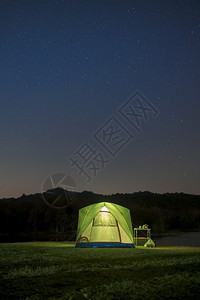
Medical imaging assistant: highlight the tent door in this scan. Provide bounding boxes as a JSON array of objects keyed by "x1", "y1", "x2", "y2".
[{"x1": 90, "y1": 211, "x2": 121, "y2": 242}]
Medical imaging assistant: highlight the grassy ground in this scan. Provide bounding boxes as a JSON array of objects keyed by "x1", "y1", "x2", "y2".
[{"x1": 0, "y1": 242, "x2": 200, "y2": 299}]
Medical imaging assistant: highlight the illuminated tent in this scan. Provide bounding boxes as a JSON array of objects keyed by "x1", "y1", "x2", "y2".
[{"x1": 75, "y1": 202, "x2": 135, "y2": 248}]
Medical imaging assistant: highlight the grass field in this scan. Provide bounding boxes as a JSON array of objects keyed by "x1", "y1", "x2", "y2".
[{"x1": 0, "y1": 242, "x2": 200, "y2": 299}]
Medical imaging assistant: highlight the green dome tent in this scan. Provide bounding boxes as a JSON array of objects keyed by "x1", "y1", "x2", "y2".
[{"x1": 75, "y1": 202, "x2": 135, "y2": 248}]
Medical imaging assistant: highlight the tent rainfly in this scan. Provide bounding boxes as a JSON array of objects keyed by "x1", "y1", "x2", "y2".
[{"x1": 75, "y1": 202, "x2": 135, "y2": 248}]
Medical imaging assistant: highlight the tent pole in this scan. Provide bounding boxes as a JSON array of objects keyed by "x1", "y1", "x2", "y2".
[{"x1": 116, "y1": 220, "x2": 121, "y2": 243}]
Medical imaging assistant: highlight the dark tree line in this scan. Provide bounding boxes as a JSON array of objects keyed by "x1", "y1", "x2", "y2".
[{"x1": 0, "y1": 189, "x2": 200, "y2": 242}]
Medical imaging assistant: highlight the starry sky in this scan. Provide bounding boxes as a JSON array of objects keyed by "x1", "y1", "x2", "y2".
[{"x1": 1, "y1": 0, "x2": 200, "y2": 198}]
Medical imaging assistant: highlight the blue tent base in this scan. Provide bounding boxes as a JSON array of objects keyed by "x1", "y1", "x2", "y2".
[{"x1": 75, "y1": 242, "x2": 135, "y2": 248}]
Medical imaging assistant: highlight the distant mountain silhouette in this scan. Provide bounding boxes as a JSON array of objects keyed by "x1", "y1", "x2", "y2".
[{"x1": 0, "y1": 190, "x2": 200, "y2": 242}]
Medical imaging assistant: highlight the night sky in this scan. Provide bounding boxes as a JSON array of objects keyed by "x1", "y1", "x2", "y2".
[{"x1": 1, "y1": 0, "x2": 200, "y2": 198}]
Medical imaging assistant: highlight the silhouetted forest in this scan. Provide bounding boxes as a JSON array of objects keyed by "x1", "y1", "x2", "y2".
[{"x1": 0, "y1": 189, "x2": 200, "y2": 242}]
